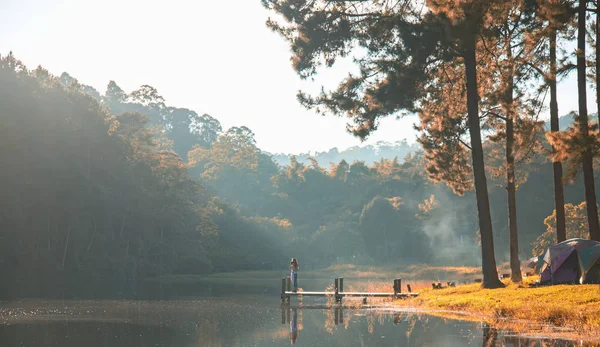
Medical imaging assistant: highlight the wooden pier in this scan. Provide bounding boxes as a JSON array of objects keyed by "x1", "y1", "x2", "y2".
[{"x1": 280, "y1": 277, "x2": 419, "y2": 304}]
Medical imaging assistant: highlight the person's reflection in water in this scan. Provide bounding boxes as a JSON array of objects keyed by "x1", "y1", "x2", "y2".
[{"x1": 290, "y1": 308, "x2": 298, "y2": 344}]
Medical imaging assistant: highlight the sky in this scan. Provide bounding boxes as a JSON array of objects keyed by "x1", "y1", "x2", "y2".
[{"x1": 0, "y1": 0, "x2": 597, "y2": 154}]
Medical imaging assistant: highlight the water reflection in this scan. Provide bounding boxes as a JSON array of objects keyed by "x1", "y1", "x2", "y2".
[
  {"x1": 0, "y1": 277, "x2": 596, "y2": 347},
  {"x1": 482, "y1": 323, "x2": 498, "y2": 347},
  {"x1": 280, "y1": 305, "x2": 591, "y2": 347}
]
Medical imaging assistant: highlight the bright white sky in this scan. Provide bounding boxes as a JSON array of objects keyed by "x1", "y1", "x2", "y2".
[{"x1": 0, "y1": 0, "x2": 596, "y2": 154}]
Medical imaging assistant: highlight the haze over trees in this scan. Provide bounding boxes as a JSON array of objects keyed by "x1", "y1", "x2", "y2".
[
  {"x1": 3, "y1": 0, "x2": 600, "y2": 298},
  {"x1": 270, "y1": 140, "x2": 420, "y2": 167}
]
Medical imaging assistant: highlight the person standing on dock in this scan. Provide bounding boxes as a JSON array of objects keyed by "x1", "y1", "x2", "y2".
[{"x1": 290, "y1": 258, "x2": 299, "y2": 292}]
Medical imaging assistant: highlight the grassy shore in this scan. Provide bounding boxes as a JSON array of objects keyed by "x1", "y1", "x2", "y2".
[{"x1": 392, "y1": 277, "x2": 600, "y2": 341}]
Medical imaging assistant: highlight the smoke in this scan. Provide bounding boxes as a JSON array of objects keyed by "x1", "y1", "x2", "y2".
[{"x1": 421, "y1": 186, "x2": 481, "y2": 266}]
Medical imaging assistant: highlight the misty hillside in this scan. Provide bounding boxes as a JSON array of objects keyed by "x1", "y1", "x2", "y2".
[
  {"x1": 54, "y1": 69, "x2": 600, "y2": 265},
  {"x1": 271, "y1": 114, "x2": 583, "y2": 168},
  {"x1": 270, "y1": 140, "x2": 421, "y2": 167}
]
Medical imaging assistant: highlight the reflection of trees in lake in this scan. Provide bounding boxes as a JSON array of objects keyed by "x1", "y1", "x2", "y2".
[
  {"x1": 317, "y1": 306, "x2": 400, "y2": 335},
  {"x1": 482, "y1": 323, "x2": 498, "y2": 347},
  {"x1": 405, "y1": 315, "x2": 417, "y2": 341},
  {"x1": 281, "y1": 306, "x2": 593, "y2": 346},
  {"x1": 323, "y1": 307, "x2": 335, "y2": 334}
]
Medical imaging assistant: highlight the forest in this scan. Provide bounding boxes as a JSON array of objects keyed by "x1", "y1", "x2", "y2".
[{"x1": 2, "y1": 0, "x2": 600, "y2": 297}]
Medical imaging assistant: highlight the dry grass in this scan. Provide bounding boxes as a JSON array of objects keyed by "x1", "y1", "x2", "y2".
[
  {"x1": 332, "y1": 280, "x2": 433, "y2": 308},
  {"x1": 347, "y1": 280, "x2": 432, "y2": 293},
  {"x1": 323, "y1": 263, "x2": 483, "y2": 281},
  {"x1": 393, "y1": 276, "x2": 600, "y2": 340}
]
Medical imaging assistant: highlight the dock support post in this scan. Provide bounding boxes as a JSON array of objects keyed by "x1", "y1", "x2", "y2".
[
  {"x1": 286, "y1": 277, "x2": 291, "y2": 304},
  {"x1": 393, "y1": 278, "x2": 402, "y2": 297},
  {"x1": 339, "y1": 277, "x2": 344, "y2": 293},
  {"x1": 281, "y1": 307, "x2": 286, "y2": 324},
  {"x1": 281, "y1": 277, "x2": 286, "y2": 303},
  {"x1": 334, "y1": 278, "x2": 341, "y2": 303}
]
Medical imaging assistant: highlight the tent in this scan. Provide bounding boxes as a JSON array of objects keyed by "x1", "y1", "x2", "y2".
[{"x1": 539, "y1": 238, "x2": 600, "y2": 284}]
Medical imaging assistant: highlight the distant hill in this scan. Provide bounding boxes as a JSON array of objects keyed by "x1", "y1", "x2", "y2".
[
  {"x1": 270, "y1": 140, "x2": 420, "y2": 167},
  {"x1": 270, "y1": 113, "x2": 587, "y2": 168},
  {"x1": 546, "y1": 113, "x2": 597, "y2": 131}
]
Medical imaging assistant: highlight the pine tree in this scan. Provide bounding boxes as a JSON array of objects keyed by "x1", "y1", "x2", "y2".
[
  {"x1": 534, "y1": 0, "x2": 574, "y2": 242},
  {"x1": 577, "y1": 0, "x2": 600, "y2": 241},
  {"x1": 263, "y1": 0, "x2": 506, "y2": 287}
]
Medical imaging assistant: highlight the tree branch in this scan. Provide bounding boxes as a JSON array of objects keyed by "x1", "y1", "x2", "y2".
[
  {"x1": 459, "y1": 139, "x2": 472, "y2": 151},
  {"x1": 482, "y1": 111, "x2": 507, "y2": 121},
  {"x1": 558, "y1": 63, "x2": 577, "y2": 76},
  {"x1": 521, "y1": 61, "x2": 548, "y2": 81}
]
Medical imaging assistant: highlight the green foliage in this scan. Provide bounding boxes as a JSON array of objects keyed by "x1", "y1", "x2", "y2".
[
  {"x1": 534, "y1": 201, "x2": 597, "y2": 256},
  {"x1": 67, "y1": 78, "x2": 224, "y2": 159},
  {"x1": 0, "y1": 55, "x2": 213, "y2": 298},
  {"x1": 0, "y1": 55, "x2": 286, "y2": 299},
  {"x1": 547, "y1": 116, "x2": 600, "y2": 182},
  {"x1": 359, "y1": 196, "x2": 430, "y2": 264}
]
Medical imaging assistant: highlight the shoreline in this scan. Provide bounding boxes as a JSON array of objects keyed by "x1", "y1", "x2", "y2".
[
  {"x1": 389, "y1": 278, "x2": 600, "y2": 343},
  {"x1": 378, "y1": 305, "x2": 596, "y2": 344}
]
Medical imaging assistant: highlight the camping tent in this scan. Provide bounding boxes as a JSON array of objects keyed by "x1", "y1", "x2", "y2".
[{"x1": 539, "y1": 238, "x2": 600, "y2": 284}]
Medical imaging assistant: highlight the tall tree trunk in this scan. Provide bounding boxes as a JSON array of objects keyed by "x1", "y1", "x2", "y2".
[
  {"x1": 597, "y1": 11, "x2": 600, "y2": 127},
  {"x1": 503, "y1": 40, "x2": 521, "y2": 283},
  {"x1": 505, "y1": 99, "x2": 521, "y2": 282},
  {"x1": 464, "y1": 40, "x2": 504, "y2": 289},
  {"x1": 549, "y1": 30, "x2": 567, "y2": 243},
  {"x1": 578, "y1": 0, "x2": 600, "y2": 241},
  {"x1": 506, "y1": 118, "x2": 521, "y2": 281}
]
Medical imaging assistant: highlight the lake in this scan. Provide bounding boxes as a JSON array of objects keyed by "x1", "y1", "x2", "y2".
[{"x1": 0, "y1": 278, "x2": 588, "y2": 346}]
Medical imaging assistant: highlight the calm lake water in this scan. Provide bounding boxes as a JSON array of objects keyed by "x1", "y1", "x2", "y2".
[{"x1": 0, "y1": 278, "x2": 590, "y2": 346}]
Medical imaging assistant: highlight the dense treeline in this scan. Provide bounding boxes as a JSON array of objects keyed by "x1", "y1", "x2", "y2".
[{"x1": 0, "y1": 55, "x2": 285, "y2": 299}]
